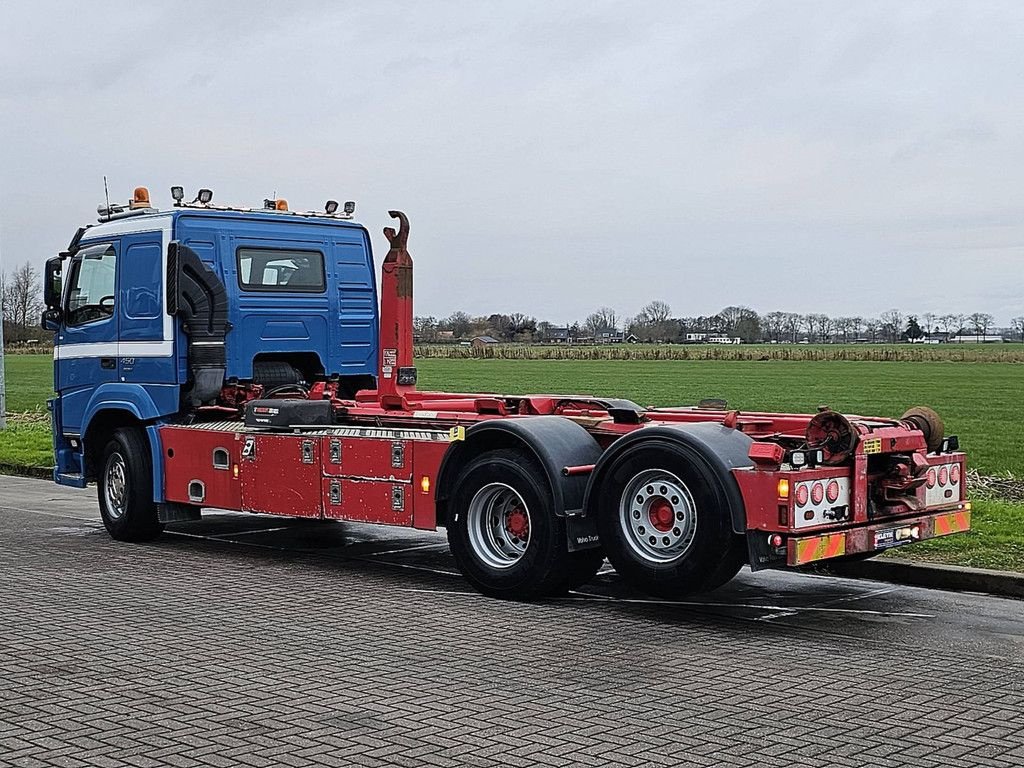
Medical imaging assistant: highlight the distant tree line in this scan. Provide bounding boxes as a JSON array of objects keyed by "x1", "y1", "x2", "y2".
[
  {"x1": 3, "y1": 257, "x2": 1023, "y2": 348},
  {"x1": 415, "y1": 302, "x2": 1024, "y2": 344}
]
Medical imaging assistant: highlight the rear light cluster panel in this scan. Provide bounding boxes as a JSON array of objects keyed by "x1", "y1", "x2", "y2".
[
  {"x1": 793, "y1": 476, "x2": 851, "y2": 529},
  {"x1": 925, "y1": 460, "x2": 964, "y2": 507}
]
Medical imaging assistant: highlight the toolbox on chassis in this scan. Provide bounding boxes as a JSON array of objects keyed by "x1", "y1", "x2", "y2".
[{"x1": 41, "y1": 185, "x2": 971, "y2": 600}]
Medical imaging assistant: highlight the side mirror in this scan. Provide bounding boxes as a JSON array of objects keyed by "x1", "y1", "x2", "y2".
[
  {"x1": 43, "y1": 256, "x2": 62, "y2": 309},
  {"x1": 41, "y1": 308, "x2": 62, "y2": 331}
]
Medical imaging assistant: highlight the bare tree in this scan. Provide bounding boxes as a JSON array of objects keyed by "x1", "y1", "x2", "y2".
[
  {"x1": 782, "y1": 312, "x2": 801, "y2": 343},
  {"x1": 921, "y1": 312, "x2": 937, "y2": 335},
  {"x1": 879, "y1": 309, "x2": 903, "y2": 343},
  {"x1": 636, "y1": 300, "x2": 671, "y2": 324},
  {"x1": 762, "y1": 311, "x2": 786, "y2": 342},
  {"x1": 0, "y1": 269, "x2": 9, "y2": 328},
  {"x1": 800, "y1": 314, "x2": 816, "y2": 342},
  {"x1": 968, "y1": 312, "x2": 994, "y2": 336},
  {"x1": 6, "y1": 262, "x2": 43, "y2": 340},
  {"x1": 585, "y1": 306, "x2": 619, "y2": 337},
  {"x1": 815, "y1": 314, "x2": 834, "y2": 343}
]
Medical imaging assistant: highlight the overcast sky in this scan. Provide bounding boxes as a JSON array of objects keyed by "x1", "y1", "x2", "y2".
[{"x1": 1, "y1": 1, "x2": 1022, "y2": 324}]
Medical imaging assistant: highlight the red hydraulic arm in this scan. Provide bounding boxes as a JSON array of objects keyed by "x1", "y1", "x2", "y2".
[{"x1": 376, "y1": 210, "x2": 417, "y2": 405}]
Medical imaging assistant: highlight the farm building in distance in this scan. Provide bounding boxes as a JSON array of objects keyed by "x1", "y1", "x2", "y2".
[
  {"x1": 471, "y1": 335, "x2": 501, "y2": 351},
  {"x1": 950, "y1": 334, "x2": 1005, "y2": 343},
  {"x1": 686, "y1": 333, "x2": 741, "y2": 344}
]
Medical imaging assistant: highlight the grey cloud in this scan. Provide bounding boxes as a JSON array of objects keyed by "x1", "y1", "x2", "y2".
[{"x1": 1, "y1": 0, "x2": 1022, "y2": 324}]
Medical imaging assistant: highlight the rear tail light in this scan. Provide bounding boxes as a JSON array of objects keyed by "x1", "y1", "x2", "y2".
[
  {"x1": 795, "y1": 484, "x2": 809, "y2": 507},
  {"x1": 926, "y1": 468, "x2": 937, "y2": 488},
  {"x1": 938, "y1": 466, "x2": 949, "y2": 486},
  {"x1": 950, "y1": 464, "x2": 961, "y2": 484},
  {"x1": 825, "y1": 480, "x2": 840, "y2": 503},
  {"x1": 811, "y1": 482, "x2": 824, "y2": 504}
]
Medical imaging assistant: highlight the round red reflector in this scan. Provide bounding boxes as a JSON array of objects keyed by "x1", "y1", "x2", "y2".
[
  {"x1": 795, "y1": 484, "x2": 809, "y2": 507},
  {"x1": 811, "y1": 482, "x2": 824, "y2": 505},
  {"x1": 950, "y1": 464, "x2": 961, "y2": 484},
  {"x1": 938, "y1": 466, "x2": 949, "y2": 486},
  {"x1": 769, "y1": 534, "x2": 783, "y2": 548},
  {"x1": 826, "y1": 480, "x2": 840, "y2": 503},
  {"x1": 926, "y1": 468, "x2": 937, "y2": 488}
]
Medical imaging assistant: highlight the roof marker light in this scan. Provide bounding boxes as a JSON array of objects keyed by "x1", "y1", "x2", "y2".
[{"x1": 130, "y1": 186, "x2": 151, "y2": 209}]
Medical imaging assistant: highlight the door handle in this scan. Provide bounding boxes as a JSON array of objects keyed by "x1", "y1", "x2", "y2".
[{"x1": 100, "y1": 357, "x2": 116, "y2": 370}]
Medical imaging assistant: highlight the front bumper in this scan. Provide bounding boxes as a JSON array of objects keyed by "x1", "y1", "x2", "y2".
[{"x1": 786, "y1": 503, "x2": 972, "y2": 566}]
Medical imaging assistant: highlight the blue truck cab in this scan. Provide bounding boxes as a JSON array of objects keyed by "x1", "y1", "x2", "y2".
[{"x1": 42, "y1": 188, "x2": 379, "y2": 494}]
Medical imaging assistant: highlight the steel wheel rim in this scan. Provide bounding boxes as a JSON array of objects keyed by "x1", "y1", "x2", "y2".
[
  {"x1": 104, "y1": 452, "x2": 128, "y2": 520},
  {"x1": 466, "y1": 482, "x2": 531, "y2": 569},
  {"x1": 618, "y1": 469, "x2": 697, "y2": 563}
]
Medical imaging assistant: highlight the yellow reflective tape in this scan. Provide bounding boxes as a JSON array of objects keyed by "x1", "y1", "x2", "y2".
[
  {"x1": 935, "y1": 510, "x2": 971, "y2": 536},
  {"x1": 862, "y1": 438, "x2": 882, "y2": 455},
  {"x1": 795, "y1": 533, "x2": 846, "y2": 565}
]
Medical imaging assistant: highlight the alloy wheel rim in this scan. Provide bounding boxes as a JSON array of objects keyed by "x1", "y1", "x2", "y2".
[
  {"x1": 104, "y1": 452, "x2": 128, "y2": 520},
  {"x1": 466, "y1": 482, "x2": 531, "y2": 569},
  {"x1": 618, "y1": 469, "x2": 697, "y2": 563}
]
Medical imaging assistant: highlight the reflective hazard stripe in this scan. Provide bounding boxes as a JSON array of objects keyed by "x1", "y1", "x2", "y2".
[
  {"x1": 791, "y1": 532, "x2": 846, "y2": 565},
  {"x1": 934, "y1": 510, "x2": 971, "y2": 536}
]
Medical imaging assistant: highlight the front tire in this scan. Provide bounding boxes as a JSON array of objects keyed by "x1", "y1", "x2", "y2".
[
  {"x1": 97, "y1": 428, "x2": 164, "y2": 542},
  {"x1": 595, "y1": 441, "x2": 745, "y2": 598},
  {"x1": 447, "y1": 449, "x2": 579, "y2": 600}
]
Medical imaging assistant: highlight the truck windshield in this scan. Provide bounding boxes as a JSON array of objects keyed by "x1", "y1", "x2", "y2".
[
  {"x1": 65, "y1": 245, "x2": 117, "y2": 326},
  {"x1": 237, "y1": 247, "x2": 325, "y2": 292}
]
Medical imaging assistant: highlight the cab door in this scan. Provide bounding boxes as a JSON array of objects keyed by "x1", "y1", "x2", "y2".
[
  {"x1": 56, "y1": 241, "x2": 119, "y2": 436},
  {"x1": 117, "y1": 232, "x2": 170, "y2": 386}
]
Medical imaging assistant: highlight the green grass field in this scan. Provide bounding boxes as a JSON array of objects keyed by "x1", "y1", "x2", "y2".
[
  {"x1": 419, "y1": 358, "x2": 1024, "y2": 476},
  {"x1": 3, "y1": 352, "x2": 1022, "y2": 569}
]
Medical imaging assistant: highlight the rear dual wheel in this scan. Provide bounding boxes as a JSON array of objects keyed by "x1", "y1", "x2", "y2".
[
  {"x1": 447, "y1": 449, "x2": 603, "y2": 600},
  {"x1": 595, "y1": 442, "x2": 746, "y2": 598}
]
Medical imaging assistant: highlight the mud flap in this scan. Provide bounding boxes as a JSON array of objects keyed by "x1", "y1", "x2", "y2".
[{"x1": 566, "y1": 513, "x2": 600, "y2": 552}]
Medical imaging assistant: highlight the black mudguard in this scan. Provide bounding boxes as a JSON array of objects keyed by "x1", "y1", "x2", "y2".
[
  {"x1": 582, "y1": 423, "x2": 754, "y2": 535},
  {"x1": 436, "y1": 416, "x2": 603, "y2": 550}
]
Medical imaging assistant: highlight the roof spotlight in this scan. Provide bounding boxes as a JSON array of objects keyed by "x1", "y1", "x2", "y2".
[
  {"x1": 343, "y1": 201, "x2": 356, "y2": 215},
  {"x1": 170, "y1": 185, "x2": 185, "y2": 204},
  {"x1": 197, "y1": 188, "x2": 214, "y2": 204},
  {"x1": 264, "y1": 198, "x2": 276, "y2": 209},
  {"x1": 325, "y1": 200, "x2": 339, "y2": 215}
]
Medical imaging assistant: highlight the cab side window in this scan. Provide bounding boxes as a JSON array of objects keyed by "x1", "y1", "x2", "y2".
[
  {"x1": 65, "y1": 245, "x2": 117, "y2": 326},
  {"x1": 237, "y1": 247, "x2": 325, "y2": 292}
]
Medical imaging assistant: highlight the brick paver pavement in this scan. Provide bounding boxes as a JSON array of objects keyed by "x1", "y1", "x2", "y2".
[{"x1": 1, "y1": 494, "x2": 1023, "y2": 767}]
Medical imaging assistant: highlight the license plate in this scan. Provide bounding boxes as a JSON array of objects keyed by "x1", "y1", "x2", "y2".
[{"x1": 874, "y1": 525, "x2": 919, "y2": 549}]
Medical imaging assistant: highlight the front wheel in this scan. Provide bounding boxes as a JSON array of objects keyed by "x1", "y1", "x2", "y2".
[
  {"x1": 595, "y1": 442, "x2": 746, "y2": 598},
  {"x1": 97, "y1": 428, "x2": 164, "y2": 542},
  {"x1": 447, "y1": 449, "x2": 580, "y2": 600}
]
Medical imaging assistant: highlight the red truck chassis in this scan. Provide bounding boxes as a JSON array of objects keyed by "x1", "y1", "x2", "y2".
[{"x1": 148, "y1": 212, "x2": 968, "y2": 599}]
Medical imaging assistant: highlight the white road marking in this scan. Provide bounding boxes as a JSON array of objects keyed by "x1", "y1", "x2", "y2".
[
  {"x1": 361, "y1": 542, "x2": 448, "y2": 557},
  {"x1": 399, "y1": 587, "x2": 935, "y2": 619},
  {"x1": 207, "y1": 526, "x2": 293, "y2": 539},
  {"x1": 758, "y1": 586, "x2": 897, "y2": 621}
]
